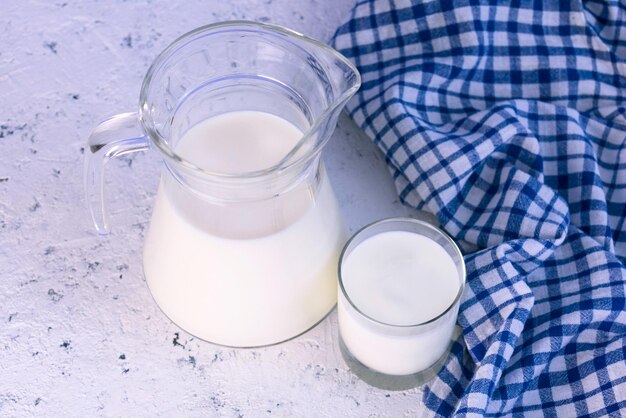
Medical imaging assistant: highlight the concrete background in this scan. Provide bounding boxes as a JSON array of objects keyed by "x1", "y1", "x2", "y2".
[{"x1": 0, "y1": 1, "x2": 427, "y2": 416}]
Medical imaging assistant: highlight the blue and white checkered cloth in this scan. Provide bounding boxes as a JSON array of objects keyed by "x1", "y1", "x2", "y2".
[{"x1": 332, "y1": 0, "x2": 626, "y2": 416}]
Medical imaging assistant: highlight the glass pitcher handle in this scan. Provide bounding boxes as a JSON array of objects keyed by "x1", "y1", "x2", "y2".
[{"x1": 84, "y1": 112, "x2": 149, "y2": 235}]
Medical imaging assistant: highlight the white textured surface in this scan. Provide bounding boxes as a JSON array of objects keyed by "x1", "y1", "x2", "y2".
[{"x1": 0, "y1": 1, "x2": 428, "y2": 416}]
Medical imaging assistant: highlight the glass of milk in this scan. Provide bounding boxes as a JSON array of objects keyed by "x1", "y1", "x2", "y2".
[
  {"x1": 337, "y1": 218, "x2": 465, "y2": 390},
  {"x1": 84, "y1": 21, "x2": 360, "y2": 347}
]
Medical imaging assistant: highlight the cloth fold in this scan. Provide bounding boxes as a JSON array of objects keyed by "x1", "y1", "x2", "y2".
[{"x1": 333, "y1": 0, "x2": 626, "y2": 415}]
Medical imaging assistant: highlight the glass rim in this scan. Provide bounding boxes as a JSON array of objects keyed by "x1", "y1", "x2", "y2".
[
  {"x1": 337, "y1": 217, "x2": 466, "y2": 329},
  {"x1": 137, "y1": 20, "x2": 361, "y2": 181}
]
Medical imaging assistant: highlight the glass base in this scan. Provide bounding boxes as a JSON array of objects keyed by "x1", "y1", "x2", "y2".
[{"x1": 338, "y1": 336, "x2": 451, "y2": 391}]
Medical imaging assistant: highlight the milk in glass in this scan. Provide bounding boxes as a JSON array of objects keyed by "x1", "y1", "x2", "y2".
[{"x1": 338, "y1": 230, "x2": 460, "y2": 376}]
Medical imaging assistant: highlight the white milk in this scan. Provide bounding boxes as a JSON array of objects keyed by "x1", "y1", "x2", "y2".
[
  {"x1": 338, "y1": 231, "x2": 461, "y2": 376},
  {"x1": 175, "y1": 111, "x2": 305, "y2": 174},
  {"x1": 143, "y1": 111, "x2": 345, "y2": 347}
]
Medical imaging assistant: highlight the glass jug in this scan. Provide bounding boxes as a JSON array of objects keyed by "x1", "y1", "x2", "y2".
[{"x1": 85, "y1": 21, "x2": 360, "y2": 347}]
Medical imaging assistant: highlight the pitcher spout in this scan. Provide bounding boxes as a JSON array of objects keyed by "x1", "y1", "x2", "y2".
[
  {"x1": 275, "y1": 34, "x2": 361, "y2": 170},
  {"x1": 314, "y1": 41, "x2": 361, "y2": 113}
]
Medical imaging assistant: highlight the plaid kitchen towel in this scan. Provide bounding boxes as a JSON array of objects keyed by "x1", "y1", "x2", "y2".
[{"x1": 333, "y1": 0, "x2": 626, "y2": 416}]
